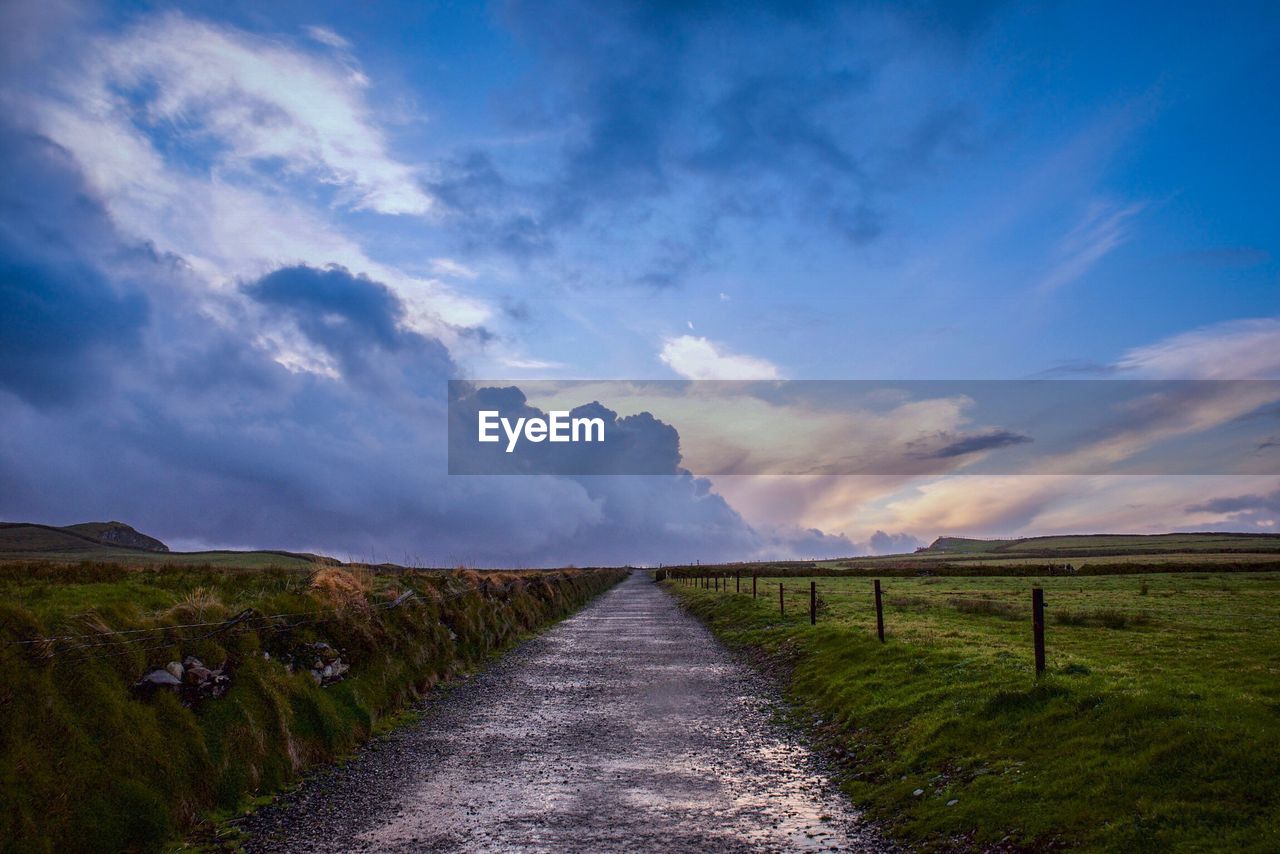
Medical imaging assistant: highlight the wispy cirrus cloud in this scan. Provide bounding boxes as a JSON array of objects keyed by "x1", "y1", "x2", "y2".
[
  {"x1": 305, "y1": 24, "x2": 352, "y2": 50},
  {"x1": 1116, "y1": 316, "x2": 1280, "y2": 379},
  {"x1": 1038, "y1": 198, "x2": 1144, "y2": 293}
]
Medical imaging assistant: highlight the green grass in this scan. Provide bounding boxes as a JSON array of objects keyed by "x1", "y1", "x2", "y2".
[
  {"x1": 665, "y1": 571, "x2": 1280, "y2": 851},
  {"x1": 0, "y1": 561, "x2": 626, "y2": 852}
]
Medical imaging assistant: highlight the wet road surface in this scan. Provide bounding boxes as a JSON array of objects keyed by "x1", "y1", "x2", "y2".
[{"x1": 239, "y1": 572, "x2": 890, "y2": 852}]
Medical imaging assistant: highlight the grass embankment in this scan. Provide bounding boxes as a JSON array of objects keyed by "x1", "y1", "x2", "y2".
[
  {"x1": 665, "y1": 571, "x2": 1280, "y2": 851},
  {"x1": 0, "y1": 561, "x2": 625, "y2": 852}
]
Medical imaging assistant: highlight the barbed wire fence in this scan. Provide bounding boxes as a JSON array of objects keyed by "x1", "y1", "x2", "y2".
[{"x1": 665, "y1": 569, "x2": 1280, "y2": 678}]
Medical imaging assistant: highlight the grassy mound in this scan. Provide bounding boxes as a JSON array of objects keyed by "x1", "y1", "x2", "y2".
[{"x1": 0, "y1": 561, "x2": 625, "y2": 852}]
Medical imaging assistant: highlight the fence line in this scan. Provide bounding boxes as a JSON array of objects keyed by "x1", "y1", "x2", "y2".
[{"x1": 667, "y1": 570, "x2": 1280, "y2": 680}]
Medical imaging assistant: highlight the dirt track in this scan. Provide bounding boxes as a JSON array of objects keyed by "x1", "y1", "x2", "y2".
[{"x1": 239, "y1": 572, "x2": 890, "y2": 852}]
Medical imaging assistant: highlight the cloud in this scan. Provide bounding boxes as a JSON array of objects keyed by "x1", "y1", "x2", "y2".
[
  {"x1": 1188, "y1": 490, "x2": 1280, "y2": 515},
  {"x1": 430, "y1": 258, "x2": 479, "y2": 280},
  {"x1": 12, "y1": 9, "x2": 491, "y2": 340},
  {"x1": 427, "y1": 150, "x2": 553, "y2": 259},
  {"x1": 659, "y1": 336, "x2": 780, "y2": 380},
  {"x1": 1116, "y1": 317, "x2": 1280, "y2": 379},
  {"x1": 305, "y1": 25, "x2": 351, "y2": 50},
  {"x1": 882, "y1": 475, "x2": 1084, "y2": 533},
  {"x1": 1186, "y1": 489, "x2": 1280, "y2": 528},
  {"x1": 427, "y1": 0, "x2": 1001, "y2": 285},
  {"x1": 0, "y1": 125, "x2": 150, "y2": 406},
  {"x1": 243, "y1": 265, "x2": 454, "y2": 383},
  {"x1": 0, "y1": 260, "x2": 148, "y2": 406},
  {"x1": 84, "y1": 12, "x2": 429, "y2": 215},
  {"x1": 909, "y1": 429, "x2": 1032, "y2": 459},
  {"x1": 1039, "y1": 199, "x2": 1144, "y2": 293},
  {"x1": 0, "y1": 109, "x2": 854, "y2": 565},
  {"x1": 868, "y1": 529, "x2": 923, "y2": 555}
]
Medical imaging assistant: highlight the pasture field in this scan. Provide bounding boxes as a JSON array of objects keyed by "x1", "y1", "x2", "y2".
[
  {"x1": 820, "y1": 551, "x2": 1280, "y2": 569},
  {"x1": 808, "y1": 532, "x2": 1280, "y2": 573},
  {"x1": 666, "y1": 570, "x2": 1280, "y2": 851}
]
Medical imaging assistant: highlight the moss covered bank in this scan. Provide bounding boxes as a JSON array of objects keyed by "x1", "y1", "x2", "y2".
[{"x1": 0, "y1": 562, "x2": 625, "y2": 851}]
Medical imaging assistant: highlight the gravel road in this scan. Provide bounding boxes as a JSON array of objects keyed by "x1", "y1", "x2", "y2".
[{"x1": 238, "y1": 571, "x2": 890, "y2": 852}]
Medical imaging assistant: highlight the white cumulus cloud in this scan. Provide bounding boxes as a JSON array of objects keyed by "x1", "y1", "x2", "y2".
[{"x1": 659, "y1": 335, "x2": 780, "y2": 380}]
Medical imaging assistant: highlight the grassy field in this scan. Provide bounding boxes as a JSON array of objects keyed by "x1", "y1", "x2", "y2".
[
  {"x1": 0, "y1": 560, "x2": 625, "y2": 852},
  {"x1": 665, "y1": 569, "x2": 1280, "y2": 851},
  {"x1": 684, "y1": 532, "x2": 1280, "y2": 578}
]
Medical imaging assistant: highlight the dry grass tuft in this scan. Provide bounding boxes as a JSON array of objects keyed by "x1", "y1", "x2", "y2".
[
  {"x1": 310, "y1": 567, "x2": 372, "y2": 611},
  {"x1": 176, "y1": 586, "x2": 222, "y2": 612}
]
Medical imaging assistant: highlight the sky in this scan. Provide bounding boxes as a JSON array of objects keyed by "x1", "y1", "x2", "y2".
[{"x1": 1, "y1": 0, "x2": 1279, "y2": 564}]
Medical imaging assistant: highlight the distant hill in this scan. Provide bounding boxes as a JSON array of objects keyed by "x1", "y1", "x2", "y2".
[
  {"x1": 0, "y1": 521, "x2": 328, "y2": 568},
  {"x1": 0, "y1": 521, "x2": 169, "y2": 553},
  {"x1": 64, "y1": 521, "x2": 170, "y2": 552},
  {"x1": 918, "y1": 532, "x2": 1280, "y2": 557}
]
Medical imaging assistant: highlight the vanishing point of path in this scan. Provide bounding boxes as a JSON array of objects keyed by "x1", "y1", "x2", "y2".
[{"x1": 239, "y1": 572, "x2": 891, "y2": 852}]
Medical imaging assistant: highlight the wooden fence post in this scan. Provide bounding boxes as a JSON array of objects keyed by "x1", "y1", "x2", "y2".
[
  {"x1": 1032, "y1": 587, "x2": 1046, "y2": 676},
  {"x1": 809, "y1": 581, "x2": 817, "y2": 625},
  {"x1": 736, "y1": 573, "x2": 740, "y2": 593},
  {"x1": 874, "y1": 579, "x2": 885, "y2": 642},
  {"x1": 779, "y1": 582, "x2": 785, "y2": 616},
  {"x1": 752, "y1": 574, "x2": 757, "y2": 598}
]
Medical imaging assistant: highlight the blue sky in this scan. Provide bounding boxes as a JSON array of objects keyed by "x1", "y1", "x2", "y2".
[{"x1": 1, "y1": 0, "x2": 1278, "y2": 563}]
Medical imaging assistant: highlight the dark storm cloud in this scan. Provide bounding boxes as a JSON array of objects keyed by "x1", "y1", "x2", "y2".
[
  {"x1": 868, "y1": 530, "x2": 924, "y2": 555},
  {"x1": 1185, "y1": 489, "x2": 1280, "y2": 533},
  {"x1": 1188, "y1": 491, "x2": 1280, "y2": 516},
  {"x1": 243, "y1": 264, "x2": 454, "y2": 382},
  {"x1": 910, "y1": 429, "x2": 1033, "y2": 459},
  {"x1": 246, "y1": 266, "x2": 407, "y2": 350},
  {"x1": 431, "y1": 0, "x2": 1000, "y2": 284},
  {"x1": 0, "y1": 126, "x2": 149, "y2": 406},
  {"x1": 0, "y1": 259, "x2": 148, "y2": 406},
  {"x1": 0, "y1": 119, "x2": 850, "y2": 563}
]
